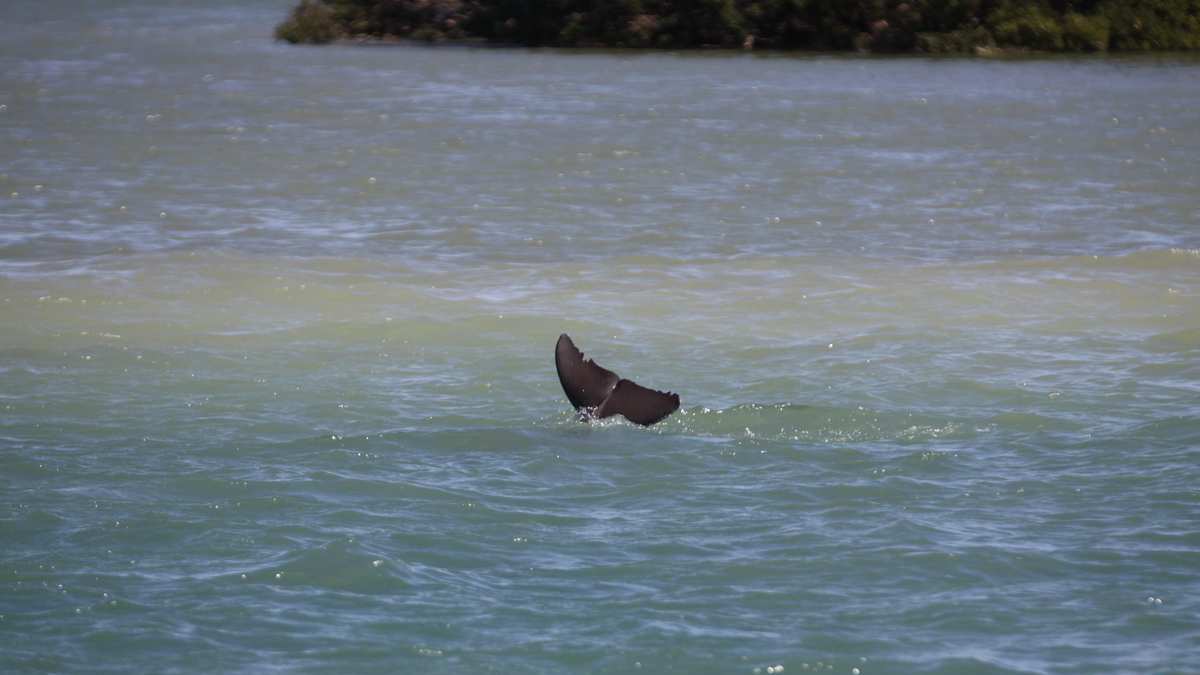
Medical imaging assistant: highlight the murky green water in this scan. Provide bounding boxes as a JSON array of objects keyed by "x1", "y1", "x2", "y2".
[{"x1": 2, "y1": 1, "x2": 1199, "y2": 673}]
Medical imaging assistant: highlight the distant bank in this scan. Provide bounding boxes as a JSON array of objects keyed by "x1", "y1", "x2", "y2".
[{"x1": 275, "y1": 0, "x2": 1200, "y2": 53}]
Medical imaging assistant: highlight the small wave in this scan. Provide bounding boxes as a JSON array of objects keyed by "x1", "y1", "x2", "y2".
[
  {"x1": 1147, "y1": 328, "x2": 1200, "y2": 351},
  {"x1": 655, "y1": 403, "x2": 970, "y2": 444},
  {"x1": 969, "y1": 247, "x2": 1200, "y2": 275},
  {"x1": 0, "y1": 233, "x2": 112, "y2": 261},
  {"x1": 238, "y1": 538, "x2": 402, "y2": 594},
  {"x1": 1127, "y1": 416, "x2": 1200, "y2": 447}
]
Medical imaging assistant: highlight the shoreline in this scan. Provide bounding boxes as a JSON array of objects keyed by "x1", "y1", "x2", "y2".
[
  {"x1": 295, "y1": 35, "x2": 1200, "y2": 62},
  {"x1": 275, "y1": 0, "x2": 1200, "y2": 54}
]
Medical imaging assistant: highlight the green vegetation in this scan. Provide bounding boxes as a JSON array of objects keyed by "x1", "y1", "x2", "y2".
[
  {"x1": 275, "y1": 0, "x2": 1200, "y2": 52},
  {"x1": 274, "y1": 0, "x2": 340, "y2": 44}
]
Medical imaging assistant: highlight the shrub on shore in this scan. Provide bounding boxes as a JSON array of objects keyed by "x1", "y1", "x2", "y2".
[
  {"x1": 274, "y1": 0, "x2": 1200, "y2": 53},
  {"x1": 275, "y1": 0, "x2": 340, "y2": 44}
]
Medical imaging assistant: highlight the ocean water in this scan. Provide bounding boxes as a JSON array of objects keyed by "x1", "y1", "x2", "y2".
[{"x1": 2, "y1": 1, "x2": 1200, "y2": 673}]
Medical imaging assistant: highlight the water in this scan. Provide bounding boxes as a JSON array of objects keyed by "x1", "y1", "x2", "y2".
[{"x1": 3, "y1": 2, "x2": 1200, "y2": 673}]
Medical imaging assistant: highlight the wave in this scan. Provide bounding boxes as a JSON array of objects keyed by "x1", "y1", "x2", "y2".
[
  {"x1": 644, "y1": 402, "x2": 1090, "y2": 445},
  {"x1": 260, "y1": 404, "x2": 973, "y2": 447},
  {"x1": 969, "y1": 246, "x2": 1200, "y2": 274}
]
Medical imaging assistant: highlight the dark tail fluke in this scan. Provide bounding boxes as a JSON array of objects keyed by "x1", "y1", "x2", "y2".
[
  {"x1": 555, "y1": 334, "x2": 619, "y2": 410},
  {"x1": 595, "y1": 379, "x2": 681, "y2": 426},
  {"x1": 555, "y1": 333, "x2": 680, "y2": 426}
]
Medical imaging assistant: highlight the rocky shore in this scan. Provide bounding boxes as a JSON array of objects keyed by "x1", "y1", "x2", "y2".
[{"x1": 275, "y1": 0, "x2": 1200, "y2": 54}]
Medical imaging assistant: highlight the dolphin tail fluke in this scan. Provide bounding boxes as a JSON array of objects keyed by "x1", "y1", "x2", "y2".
[
  {"x1": 555, "y1": 333, "x2": 619, "y2": 411},
  {"x1": 555, "y1": 333, "x2": 680, "y2": 426},
  {"x1": 594, "y1": 379, "x2": 680, "y2": 426}
]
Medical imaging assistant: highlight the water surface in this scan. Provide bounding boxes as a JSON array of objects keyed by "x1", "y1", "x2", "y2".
[{"x1": 2, "y1": 2, "x2": 1199, "y2": 673}]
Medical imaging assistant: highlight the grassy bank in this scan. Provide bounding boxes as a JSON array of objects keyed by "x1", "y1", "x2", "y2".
[{"x1": 275, "y1": 0, "x2": 1200, "y2": 53}]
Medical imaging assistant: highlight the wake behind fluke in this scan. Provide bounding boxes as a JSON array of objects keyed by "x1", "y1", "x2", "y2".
[{"x1": 555, "y1": 333, "x2": 680, "y2": 426}]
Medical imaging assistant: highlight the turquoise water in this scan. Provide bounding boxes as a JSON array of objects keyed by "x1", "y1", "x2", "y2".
[{"x1": 3, "y1": 2, "x2": 1200, "y2": 673}]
